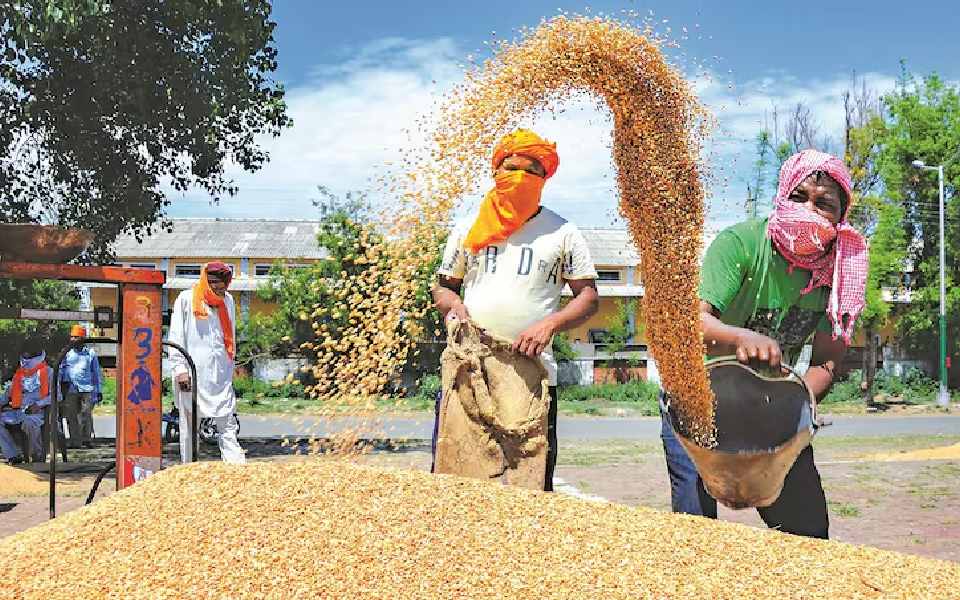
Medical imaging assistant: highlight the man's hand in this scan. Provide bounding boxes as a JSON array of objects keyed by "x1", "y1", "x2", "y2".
[
  {"x1": 176, "y1": 373, "x2": 192, "y2": 392},
  {"x1": 512, "y1": 317, "x2": 557, "y2": 358},
  {"x1": 733, "y1": 330, "x2": 783, "y2": 368},
  {"x1": 444, "y1": 301, "x2": 470, "y2": 324}
]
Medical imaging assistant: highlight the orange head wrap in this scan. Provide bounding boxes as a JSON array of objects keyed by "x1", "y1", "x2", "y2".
[
  {"x1": 464, "y1": 130, "x2": 559, "y2": 253},
  {"x1": 70, "y1": 324, "x2": 86, "y2": 337},
  {"x1": 192, "y1": 262, "x2": 235, "y2": 361},
  {"x1": 490, "y1": 129, "x2": 559, "y2": 178}
]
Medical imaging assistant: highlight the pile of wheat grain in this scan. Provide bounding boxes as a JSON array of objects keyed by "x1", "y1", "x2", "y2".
[{"x1": 1, "y1": 461, "x2": 956, "y2": 599}]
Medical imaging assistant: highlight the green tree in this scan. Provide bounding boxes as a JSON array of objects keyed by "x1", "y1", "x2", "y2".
[
  {"x1": 0, "y1": 0, "x2": 290, "y2": 260},
  {"x1": 603, "y1": 299, "x2": 637, "y2": 355},
  {"x1": 252, "y1": 189, "x2": 380, "y2": 363},
  {"x1": 842, "y1": 74, "x2": 908, "y2": 403},
  {"x1": 245, "y1": 188, "x2": 444, "y2": 390},
  {"x1": 0, "y1": 279, "x2": 79, "y2": 378},
  {"x1": 877, "y1": 69, "x2": 960, "y2": 378}
]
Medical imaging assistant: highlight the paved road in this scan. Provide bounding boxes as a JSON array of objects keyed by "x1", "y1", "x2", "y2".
[{"x1": 93, "y1": 413, "x2": 960, "y2": 441}]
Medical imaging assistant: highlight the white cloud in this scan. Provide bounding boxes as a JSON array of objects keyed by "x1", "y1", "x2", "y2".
[{"x1": 168, "y1": 37, "x2": 898, "y2": 234}]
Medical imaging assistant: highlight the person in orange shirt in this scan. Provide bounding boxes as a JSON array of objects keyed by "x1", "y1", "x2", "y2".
[{"x1": 0, "y1": 340, "x2": 52, "y2": 464}]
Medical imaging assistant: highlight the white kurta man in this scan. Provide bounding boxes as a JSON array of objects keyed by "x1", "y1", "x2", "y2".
[{"x1": 167, "y1": 261, "x2": 245, "y2": 464}]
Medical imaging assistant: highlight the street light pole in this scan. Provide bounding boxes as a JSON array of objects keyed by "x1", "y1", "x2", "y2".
[
  {"x1": 937, "y1": 165, "x2": 949, "y2": 408},
  {"x1": 912, "y1": 159, "x2": 951, "y2": 408}
]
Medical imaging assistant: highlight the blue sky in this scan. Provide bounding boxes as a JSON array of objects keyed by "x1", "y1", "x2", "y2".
[{"x1": 170, "y1": 0, "x2": 960, "y2": 231}]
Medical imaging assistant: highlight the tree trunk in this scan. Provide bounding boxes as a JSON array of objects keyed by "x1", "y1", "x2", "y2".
[{"x1": 862, "y1": 326, "x2": 877, "y2": 405}]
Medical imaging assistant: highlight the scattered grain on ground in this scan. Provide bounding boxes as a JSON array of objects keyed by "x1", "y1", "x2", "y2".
[{"x1": 868, "y1": 442, "x2": 960, "y2": 462}]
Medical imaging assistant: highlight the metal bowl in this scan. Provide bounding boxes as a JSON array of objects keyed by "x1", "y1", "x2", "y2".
[
  {"x1": 0, "y1": 224, "x2": 95, "y2": 264},
  {"x1": 666, "y1": 358, "x2": 818, "y2": 509}
]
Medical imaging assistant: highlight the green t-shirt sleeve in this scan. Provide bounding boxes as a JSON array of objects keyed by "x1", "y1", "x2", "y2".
[
  {"x1": 699, "y1": 228, "x2": 749, "y2": 313},
  {"x1": 816, "y1": 313, "x2": 832, "y2": 333}
]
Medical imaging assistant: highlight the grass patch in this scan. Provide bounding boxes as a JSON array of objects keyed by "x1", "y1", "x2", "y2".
[
  {"x1": 828, "y1": 501, "x2": 861, "y2": 518},
  {"x1": 557, "y1": 380, "x2": 660, "y2": 417},
  {"x1": 907, "y1": 485, "x2": 951, "y2": 509},
  {"x1": 919, "y1": 462, "x2": 960, "y2": 478},
  {"x1": 557, "y1": 440, "x2": 660, "y2": 467}
]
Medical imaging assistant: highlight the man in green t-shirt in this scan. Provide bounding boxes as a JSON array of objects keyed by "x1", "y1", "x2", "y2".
[{"x1": 660, "y1": 149, "x2": 868, "y2": 539}]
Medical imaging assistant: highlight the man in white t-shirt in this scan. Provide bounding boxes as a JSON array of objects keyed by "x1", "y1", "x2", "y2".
[{"x1": 431, "y1": 129, "x2": 599, "y2": 490}]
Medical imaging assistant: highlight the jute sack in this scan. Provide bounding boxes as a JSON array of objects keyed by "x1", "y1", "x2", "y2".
[{"x1": 434, "y1": 319, "x2": 550, "y2": 490}]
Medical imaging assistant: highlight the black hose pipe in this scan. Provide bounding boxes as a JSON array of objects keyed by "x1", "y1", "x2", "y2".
[{"x1": 84, "y1": 462, "x2": 115, "y2": 505}]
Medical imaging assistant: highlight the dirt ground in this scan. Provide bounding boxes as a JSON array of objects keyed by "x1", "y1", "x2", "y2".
[{"x1": 2, "y1": 435, "x2": 958, "y2": 563}]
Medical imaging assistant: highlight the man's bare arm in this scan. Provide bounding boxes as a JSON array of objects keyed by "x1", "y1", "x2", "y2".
[
  {"x1": 513, "y1": 279, "x2": 599, "y2": 357},
  {"x1": 431, "y1": 276, "x2": 469, "y2": 322},
  {"x1": 804, "y1": 331, "x2": 846, "y2": 400}
]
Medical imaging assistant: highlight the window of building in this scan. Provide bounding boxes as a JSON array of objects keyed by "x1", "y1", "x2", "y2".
[
  {"x1": 256, "y1": 263, "x2": 308, "y2": 276},
  {"x1": 175, "y1": 264, "x2": 203, "y2": 278},
  {"x1": 596, "y1": 270, "x2": 622, "y2": 282},
  {"x1": 128, "y1": 263, "x2": 156, "y2": 270}
]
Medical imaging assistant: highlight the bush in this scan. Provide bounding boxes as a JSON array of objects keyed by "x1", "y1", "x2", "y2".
[
  {"x1": 100, "y1": 377, "x2": 117, "y2": 405},
  {"x1": 559, "y1": 379, "x2": 660, "y2": 405},
  {"x1": 552, "y1": 333, "x2": 578, "y2": 361},
  {"x1": 233, "y1": 376, "x2": 305, "y2": 399},
  {"x1": 410, "y1": 374, "x2": 441, "y2": 408},
  {"x1": 874, "y1": 367, "x2": 939, "y2": 403},
  {"x1": 822, "y1": 367, "x2": 941, "y2": 405},
  {"x1": 820, "y1": 370, "x2": 862, "y2": 404}
]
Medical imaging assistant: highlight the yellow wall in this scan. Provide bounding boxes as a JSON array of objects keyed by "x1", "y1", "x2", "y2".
[
  {"x1": 88, "y1": 287, "x2": 119, "y2": 339},
  {"x1": 564, "y1": 297, "x2": 646, "y2": 344},
  {"x1": 249, "y1": 294, "x2": 279, "y2": 317}
]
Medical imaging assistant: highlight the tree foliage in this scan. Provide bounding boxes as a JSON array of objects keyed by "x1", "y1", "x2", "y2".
[
  {"x1": 0, "y1": 0, "x2": 290, "y2": 260},
  {"x1": 746, "y1": 102, "x2": 832, "y2": 216},
  {"x1": 603, "y1": 299, "x2": 638, "y2": 355},
  {"x1": 0, "y1": 278, "x2": 79, "y2": 377},
  {"x1": 241, "y1": 188, "x2": 444, "y2": 383},
  {"x1": 876, "y1": 69, "x2": 960, "y2": 359},
  {"x1": 841, "y1": 73, "x2": 908, "y2": 329}
]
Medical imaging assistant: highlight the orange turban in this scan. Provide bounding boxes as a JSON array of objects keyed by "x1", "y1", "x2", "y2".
[
  {"x1": 464, "y1": 130, "x2": 559, "y2": 253},
  {"x1": 192, "y1": 263, "x2": 235, "y2": 361},
  {"x1": 70, "y1": 324, "x2": 86, "y2": 337},
  {"x1": 490, "y1": 129, "x2": 559, "y2": 179}
]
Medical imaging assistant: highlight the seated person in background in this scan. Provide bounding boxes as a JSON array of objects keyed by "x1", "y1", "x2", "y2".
[
  {"x1": 0, "y1": 340, "x2": 53, "y2": 463},
  {"x1": 0, "y1": 380, "x2": 24, "y2": 465}
]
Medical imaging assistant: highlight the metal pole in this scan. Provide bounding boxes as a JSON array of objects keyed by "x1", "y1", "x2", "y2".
[
  {"x1": 938, "y1": 166, "x2": 950, "y2": 408},
  {"x1": 48, "y1": 345, "x2": 72, "y2": 519}
]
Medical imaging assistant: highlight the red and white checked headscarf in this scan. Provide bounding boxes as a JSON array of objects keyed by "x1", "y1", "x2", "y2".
[{"x1": 767, "y1": 149, "x2": 868, "y2": 345}]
